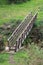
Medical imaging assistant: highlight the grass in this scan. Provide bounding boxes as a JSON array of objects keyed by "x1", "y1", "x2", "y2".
[
  {"x1": 0, "y1": 0, "x2": 43, "y2": 25},
  {"x1": 0, "y1": 0, "x2": 43, "y2": 65},
  {"x1": 0, "y1": 44, "x2": 43, "y2": 65},
  {"x1": 0, "y1": 53, "x2": 10, "y2": 65}
]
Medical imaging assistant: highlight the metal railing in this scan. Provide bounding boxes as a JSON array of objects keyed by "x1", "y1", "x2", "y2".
[{"x1": 7, "y1": 12, "x2": 37, "y2": 51}]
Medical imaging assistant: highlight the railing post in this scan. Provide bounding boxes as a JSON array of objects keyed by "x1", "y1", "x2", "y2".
[
  {"x1": 27, "y1": 27, "x2": 29, "y2": 35},
  {"x1": 15, "y1": 41, "x2": 18, "y2": 52},
  {"x1": 19, "y1": 38, "x2": 22, "y2": 49},
  {"x1": 18, "y1": 38, "x2": 20, "y2": 49},
  {"x1": 22, "y1": 34, "x2": 24, "y2": 43},
  {"x1": 24, "y1": 30, "x2": 27, "y2": 39},
  {"x1": 5, "y1": 41, "x2": 10, "y2": 51}
]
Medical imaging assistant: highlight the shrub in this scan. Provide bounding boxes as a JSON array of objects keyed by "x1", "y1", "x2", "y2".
[
  {"x1": 0, "y1": 0, "x2": 31, "y2": 4},
  {"x1": 0, "y1": 0, "x2": 8, "y2": 5},
  {"x1": 8, "y1": 0, "x2": 28, "y2": 4},
  {"x1": 0, "y1": 36, "x2": 4, "y2": 51}
]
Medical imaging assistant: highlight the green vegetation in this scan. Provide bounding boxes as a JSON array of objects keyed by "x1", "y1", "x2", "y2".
[
  {"x1": 0, "y1": 0, "x2": 43, "y2": 65},
  {"x1": 0, "y1": 53, "x2": 10, "y2": 65},
  {"x1": 0, "y1": 0, "x2": 43, "y2": 25},
  {"x1": 0, "y1": 0, "x2": 30, "y2": 4},
  {"x1": 14, "y1": 44, "x2": 43, "y2": 65},
  {"x1": 0, "y1": 0, "x2": 7, "y2": 5},
  {"x1": 0, "y1": 44, "x2": 43, "y2": 65},
  {"x1": 8, "y1": 0, "x2": 29, "y2": 4},
  {"x1": 0, "y1": 37, "x2": 4, "y2": 51}
]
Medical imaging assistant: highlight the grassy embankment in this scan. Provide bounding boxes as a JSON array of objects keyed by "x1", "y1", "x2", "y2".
[
  {"x1": 0, "y1": 44, "x2": 43, "y2": 65},
  {"x1": 0, "y1": 0, "x2": 43, "y2": 25},
  {"x1": 0, "y1": 0, "x2": 43, "y2": 65}
]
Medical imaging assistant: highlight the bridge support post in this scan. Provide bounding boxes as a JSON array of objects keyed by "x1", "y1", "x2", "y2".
[
  {"x1": 27, "y1": 26, "x2": 30, "y2": 35},
  {"x1": 19, "y1": 38, "x2": 22, "y2": 49},
  {"x1": 15, "y1": 41, "x2": 19, "y2": 52},
  {"x1": 16, "y1": 38, "x2": 22, "y2": 51},
  {"x1": 5, "y1": 41, "x2": 9, "y2": 51},
  {"x1": 22, "y1": 34, "x2": 24, "y2": 43},
  {"x1": 24, "y1": 30, "x2": 27, "y2": 39}
]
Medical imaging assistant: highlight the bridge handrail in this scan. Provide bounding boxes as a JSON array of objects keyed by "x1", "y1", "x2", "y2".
[
  {"x1": 8, "y1": 12, "x2": 32, "y2": 41},
  {"x1": 16, "y1": 12, "x2": 38, "y2": 41}
]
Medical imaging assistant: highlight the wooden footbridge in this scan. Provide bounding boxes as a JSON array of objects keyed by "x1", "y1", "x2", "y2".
[{"x1": 7, "y1": 12, "x2": 38, "y2": 52}]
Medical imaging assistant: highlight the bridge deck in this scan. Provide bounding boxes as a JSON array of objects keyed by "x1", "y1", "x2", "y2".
[
  {"x1": 8, "y1": 12, "x2": 37, "y2": 49},
  {"x1": 8, "y1": 13, "x2": 33, "y2": 46}
]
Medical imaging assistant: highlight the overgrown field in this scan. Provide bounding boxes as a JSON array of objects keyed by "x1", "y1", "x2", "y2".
[
  {"x1": 0, "y1": 0, "x2": 43, "y2": 25},
  {"x1": 0, "y1": 0, "x2": 43, "y2": 65},
  {"x1": 0, "y1": 44, "x2": 43, "y2": 65}
]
